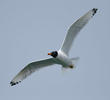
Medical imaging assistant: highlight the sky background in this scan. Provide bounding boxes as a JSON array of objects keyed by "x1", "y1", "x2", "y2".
[{"x1": 0, "y1": 0, "x2": 110, "y2": 100}]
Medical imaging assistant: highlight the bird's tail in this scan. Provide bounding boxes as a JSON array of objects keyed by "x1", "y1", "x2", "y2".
[
  {"x1": 71, "y1": 57, "x2": 80, "y2": 68},
  {"x1": 61, "y1": 57, "x2": 80, "y2": 73}
]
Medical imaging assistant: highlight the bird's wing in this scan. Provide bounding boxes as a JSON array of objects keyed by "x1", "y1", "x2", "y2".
[
  {"x1": 60, "y1": 8, "x2": 98, "y2": 55},
  {"x1": 10, "y1": 58, "x2": 58, "y2": 86}
]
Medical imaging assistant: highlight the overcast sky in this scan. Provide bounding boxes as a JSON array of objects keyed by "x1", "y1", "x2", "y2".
[{"x1": 0, "y1": 0, "x2": 110, "y2": 100}]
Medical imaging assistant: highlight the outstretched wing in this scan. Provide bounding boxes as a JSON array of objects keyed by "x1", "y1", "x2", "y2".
[
  {"x1": 10, "y1": 58, "x2": 58, "y2": 86},
  {"x1": 60, "y1": 8, "x2": 98, "y2": 55}
]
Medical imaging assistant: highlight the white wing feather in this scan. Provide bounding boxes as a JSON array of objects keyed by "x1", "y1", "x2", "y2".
[
  {"x1": 60, "y1": 8, "x2": 97, "y2": 55},
  {"x1": 10, "y1": 58, "x2": 58, "y2": 86}
]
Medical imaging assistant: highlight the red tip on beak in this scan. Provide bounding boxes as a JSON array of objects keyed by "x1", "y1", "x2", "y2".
[{"x1": 48, "y1": 53, "x2": 52, "y2": 55}]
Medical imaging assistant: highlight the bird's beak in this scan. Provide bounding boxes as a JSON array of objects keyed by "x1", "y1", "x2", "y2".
[{"x1": 48, "y1": 53, "x2": 52, "y2": 55}]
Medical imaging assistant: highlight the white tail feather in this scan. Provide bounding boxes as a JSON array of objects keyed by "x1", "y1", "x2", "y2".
[{"x1": 61, "y1": 57, "x2": 80, "y2": 72}]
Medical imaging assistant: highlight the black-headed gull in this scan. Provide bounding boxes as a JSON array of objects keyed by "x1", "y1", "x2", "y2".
[{"x1": 10, "y1": 8, "x2": 98, "y2": 86}]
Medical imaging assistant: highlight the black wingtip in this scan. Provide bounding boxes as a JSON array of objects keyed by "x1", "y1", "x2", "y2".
[
  {"x1": 10, "y1": 81, "x2": 20, "y2": 86},
  {"x1": 10, "y1": 81, "x2": 16, "y2": 86},
  {"x1": 92, "y1": 8, "x2": 98, "y2": 16}
]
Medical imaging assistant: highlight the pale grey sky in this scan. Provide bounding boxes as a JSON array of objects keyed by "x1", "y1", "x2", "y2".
[{"x1": 0, "y1": 0, "x2": 110, "y2": 100}]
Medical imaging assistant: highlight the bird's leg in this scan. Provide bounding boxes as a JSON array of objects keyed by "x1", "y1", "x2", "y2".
[{"x1": 69, "y1": 65, "x2": 74, "y2": 69}]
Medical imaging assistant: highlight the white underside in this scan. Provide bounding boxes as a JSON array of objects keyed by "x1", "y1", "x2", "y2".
[{"x1": 56, "y1": 50, "x2": 73, "y2": 67}]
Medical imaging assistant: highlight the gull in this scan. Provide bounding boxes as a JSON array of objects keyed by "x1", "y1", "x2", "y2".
[{"x1": 10, "y1": 8, "x2": 98, "y2": 86}]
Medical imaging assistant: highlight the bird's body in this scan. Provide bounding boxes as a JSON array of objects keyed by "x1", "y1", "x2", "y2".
[
  {"x1": 10, "y1": 8, "x2": 98, "y2": 86},
  {"x1": 57, "y1": 50, "x2": 73, "y2": 68}
]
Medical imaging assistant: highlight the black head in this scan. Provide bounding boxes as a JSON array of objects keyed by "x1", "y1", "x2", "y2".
[{"x1": 48, "y1": 51, "x2": 58, "y2": 58}]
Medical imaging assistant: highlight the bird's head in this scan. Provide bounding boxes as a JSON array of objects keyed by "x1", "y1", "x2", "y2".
[{"x1": 48, "y1": 51, "x2": 58, "y2": 58}]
